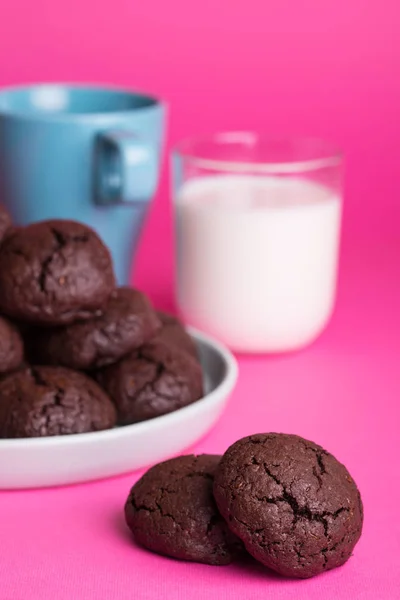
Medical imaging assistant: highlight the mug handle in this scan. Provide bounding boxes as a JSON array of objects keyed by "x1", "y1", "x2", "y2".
[{"x1": 94, "y1": 130, "x2": 158, "y2": 205}]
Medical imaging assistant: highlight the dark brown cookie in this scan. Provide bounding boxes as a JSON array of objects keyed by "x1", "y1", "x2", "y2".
[
  {"x1": 0, "y1": 366, "x2": 116, "y2": 437},
  {"x1": 125, "y1": 455, "x2": 242, "y2": 565},
  {"x1": 155, "y1": 311, "x2": 198, "y2": 359},
  {"x1": 0, "y1": 220, "x2": 115, "y2": 325},
  {"x1": 96, "y1": 339, "x2": 203, "y2": 425},
  {"x1": 0, "y1": 316, "x2": 24, "y2": 374},
  {"x1": 25, "y1": 287, "x2": 161, "y2": 370},
  {"x1": 213, "y1": 433, "x2": 363, "y2": 579},
  {"x1": 0, "y1": 204, "x2": 12, "y2": 243}
]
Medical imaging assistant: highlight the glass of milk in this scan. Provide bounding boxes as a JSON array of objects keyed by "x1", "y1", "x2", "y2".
[{"x1": 172, "y1": 133, "x2": 343, "y2": 353}]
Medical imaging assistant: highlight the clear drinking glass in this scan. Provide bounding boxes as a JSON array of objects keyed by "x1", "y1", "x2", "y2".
[{"x1": 172, "y1": 133, "x2": 343, "y2": 353}]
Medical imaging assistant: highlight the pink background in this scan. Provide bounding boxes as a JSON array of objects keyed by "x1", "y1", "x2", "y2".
[{"x1": 0, "y1": 1, "x2": 399, "y2": 599}]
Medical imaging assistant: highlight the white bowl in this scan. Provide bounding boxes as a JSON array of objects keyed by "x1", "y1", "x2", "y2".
[{"x1": 0, "y1": 328, "x2": 238, "y2": 489}]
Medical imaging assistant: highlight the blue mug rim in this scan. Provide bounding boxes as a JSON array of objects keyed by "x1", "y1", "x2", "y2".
[{"x1": 0, "y1": 82, "x2": 163, "y2": 122}]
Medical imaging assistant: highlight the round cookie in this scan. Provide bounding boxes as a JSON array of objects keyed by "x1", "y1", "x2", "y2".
[
  {"x1": 155, "y1": 311, "x2": 198, "y2": 359},
  {"x1": 0, "y1": 316, "x2": 24, "y2": 374},
  {"x1": 0, "y1": 204, "x2": 12, "y2": 243},
  {"x1": 213, "y1": 433, "x2": 363, "y2": 579},
  {"x1": 0, "y1": 220, "x2": 115, "y2": 325},
  {"x1": 96, "y1": 339, "x2": 203, "y2": 425},
  {"x1": 125, "y1": 454, "x2": 242, "y2": 565},
  {"x1": 26, "y1": 287, "x2": 161, "y2": 370},
  {"x1": 0, "y1": 366, "x2": 116, "y2": 437}
]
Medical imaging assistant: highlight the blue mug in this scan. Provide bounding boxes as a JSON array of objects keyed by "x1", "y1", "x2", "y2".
[{"x1": 0, "y1": 84, "x2": 165, "y2": 284}]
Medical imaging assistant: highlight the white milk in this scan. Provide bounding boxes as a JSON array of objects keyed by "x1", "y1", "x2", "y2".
[{"x1": 175, "y1": 175, "x2": 342, "y2": 353}]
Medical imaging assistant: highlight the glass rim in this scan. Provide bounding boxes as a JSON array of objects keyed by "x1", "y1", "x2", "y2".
[{"x1": 173, "y1": 132, "x2": 342, "y2": 174}]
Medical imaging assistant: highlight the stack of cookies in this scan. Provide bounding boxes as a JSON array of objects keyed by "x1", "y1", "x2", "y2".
[
  {"x1": 0, "y1": 208, "x2": 203, "y2": 438},
  {"x1": 125, "y1": 433, "x2": 364, "y2": 579}
]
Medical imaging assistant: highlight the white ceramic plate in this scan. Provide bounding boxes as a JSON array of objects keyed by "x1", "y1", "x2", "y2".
[{"x1": 0, "y1": 328, "x2": 238, "y2": 489}]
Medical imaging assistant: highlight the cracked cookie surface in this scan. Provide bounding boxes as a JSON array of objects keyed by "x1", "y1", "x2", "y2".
[
  {"x1": 0, "y1": 220, "x2": 115, "y2": 325},
  {"x1": 0, "y1": 366, "x2": 116, "y2": 437},
  {"x1": 26, "y1": 287, "x2": 161, "y2": 370},
  {"x1": 96, "y1": 339, "x2": 203, "y2": 425},
  {"x1": 0, "y1": 316, "x2": 24, "y2": 374},
  {"x1": 125, "y1": 455, "x2": 242, "y2": 565},
  {"x1": 213, "y1": 433, "x2": 363, "y2": 578},
  {"x1": 155, "y1": 312, "x2": 198, "y2": 359}
]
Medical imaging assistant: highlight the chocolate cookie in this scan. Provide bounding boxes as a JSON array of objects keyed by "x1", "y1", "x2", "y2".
[
  {"x1": 0, "y1": 220, "x2": 115, "y2": 325},
  {"x1": 0, "y1": 366, "x2": 116, "y2": 437},
  {"x1": 26, "y1": 287, "x2": 161, "y2": 370},
  {"x1": 155, "y1": 312, "x2": 198, "y2": 359},
  {"x1": 0, "y1": 316, "x2": 24, "y2": 374},
  {"x1": 0, "y1": 204, "x2": 12, "y2": 243},
  {"x1": 125, "y1": 455, "x2": 242, "y2": 565},
  {"x1": 96, "y1": 339, "x2": 203, "y2": 425},
  {"x1": 214, "y1": 433, "x2": 363, "y2": 579}
]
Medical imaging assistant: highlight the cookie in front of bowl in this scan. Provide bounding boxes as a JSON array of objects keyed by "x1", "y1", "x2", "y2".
[
  {"x1": 25, "y1": 287, "x2": 161, "y2": 370},
  {"x1": 0, "y1": 366, "x2": 116, "y2": 437},
  {"x1": 0, "y1": 220, "x2": 115, "y2": 325},
  {"x1": 213, "y1": 433, "x2": 363, "y2": 579},
  {"x1": 96, "y1": 339, "x2": 203, "y2": 425},
  {"x1": 125, "y1": 454, "x2": 242, "y2": 565}
]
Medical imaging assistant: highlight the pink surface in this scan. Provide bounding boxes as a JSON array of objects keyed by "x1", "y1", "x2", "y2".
[{"x1": 1, "y1": 1, "x2": 400, "y2": 598}]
